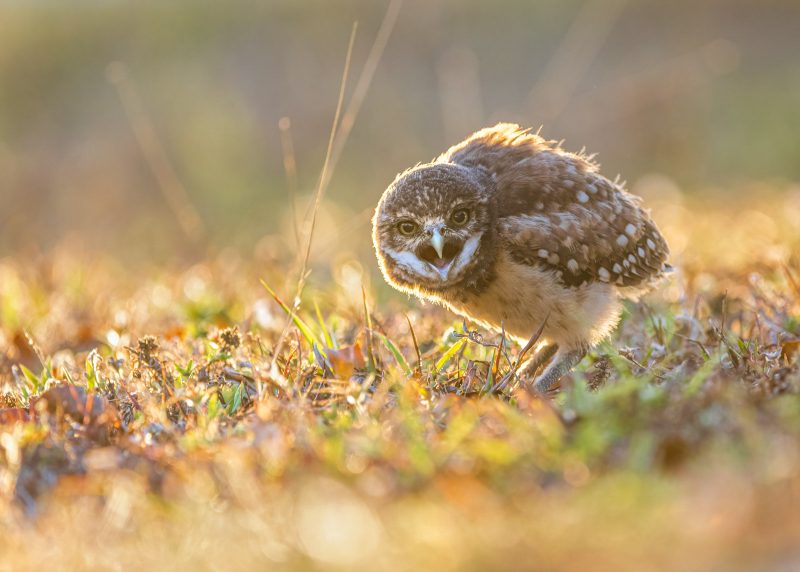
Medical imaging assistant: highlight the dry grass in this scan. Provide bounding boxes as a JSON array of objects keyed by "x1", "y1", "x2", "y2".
[{"x1": 1, "y1": 190, "x2": 800, "y2": 571}]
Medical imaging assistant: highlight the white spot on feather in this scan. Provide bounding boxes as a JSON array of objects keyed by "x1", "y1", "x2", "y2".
[
  {"x1": 617, "y1": 235, "x2": 629, "y2": 247},
  {"x1": 576, "y1": 191, "x2": 589, "y2": 203}
]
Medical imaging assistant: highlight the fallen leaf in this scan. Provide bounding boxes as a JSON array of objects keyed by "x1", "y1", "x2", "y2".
[{"x1": 326, "y1": 343, "x2": 365, "y2": 379}]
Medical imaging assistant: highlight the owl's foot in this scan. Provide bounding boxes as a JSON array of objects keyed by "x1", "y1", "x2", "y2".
[
  {"x1": 520, "y1": 344, "x2": 558, "y2": 378},
  {"x1": 531, "y1": 347, "x2": 586, "y2": 394}
]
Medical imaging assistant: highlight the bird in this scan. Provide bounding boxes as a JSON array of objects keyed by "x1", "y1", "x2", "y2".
[{"x1": 372, "y1": 123, "x2": 670, "y2": 393}]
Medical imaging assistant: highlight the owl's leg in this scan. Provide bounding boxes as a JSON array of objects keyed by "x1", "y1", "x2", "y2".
[
  {"x1": 519, "y1": 344, "x2": 558, "y2": 379},
  {"x1": 531, "y1": 347, "x2": 586, "y2": 394}
]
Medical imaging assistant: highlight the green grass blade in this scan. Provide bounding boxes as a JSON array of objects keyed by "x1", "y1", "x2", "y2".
[
  {"x1": 361, "y1": 285, "x2": 376, "y2": 372},
  {"x1": 18, "y1": 364, "x2": 41, "y2": 393},
  {"x1": 484, "y1": 346, "x2": 498, "y2": 392},
  {"x1": 260, "y1": 279, "x2": 323, "y2": 352},
  {"x1": 376, "y1": 333, "x2": 412, "y2": 376},
  {"x1": 435, "y1": 337, "x2": 466, "y2": 373},
  {"x1": 85, "y1": 350, "x2": 102, "y2": 391},
  {"x1": 313, "y1": 299, "x2": 335, "y2": 349},
  {"x1": 229, "y1": 382, "x2": 244, "y2": 414},
  {"x1": 206, "y1": 393, "x2": 220, "y2": 420}
]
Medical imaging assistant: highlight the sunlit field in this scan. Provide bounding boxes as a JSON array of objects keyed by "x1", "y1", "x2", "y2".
[
  {"x1": 2, "y1": 186, "x2": 800, "y2": 571},
  {"x1": 2, "y1": 1, "x2": 800, "y2": 571}
]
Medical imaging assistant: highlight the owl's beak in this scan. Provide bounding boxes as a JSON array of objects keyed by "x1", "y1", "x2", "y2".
[
  {"x1": 430, "y1": 229, "x2": 445, "y2": 259},
  {"x1": 417, "y1": 229, "x2": 463, "y2": 280}
]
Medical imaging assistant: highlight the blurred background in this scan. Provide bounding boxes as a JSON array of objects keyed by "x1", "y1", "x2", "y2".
[{"x1": 1, "y1": 0, "x2": 799, "y2": 274}]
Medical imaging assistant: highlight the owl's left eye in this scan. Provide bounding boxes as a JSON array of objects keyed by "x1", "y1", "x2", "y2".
[
  {"x1": 450, "y1": 208, "x2": 470, "y2": 226},
  {"x1": 397, "y1": 220, "x2": 418, "y2": 236}
]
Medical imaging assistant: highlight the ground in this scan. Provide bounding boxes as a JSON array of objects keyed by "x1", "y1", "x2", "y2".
[{"x1": 1, "y1": 192, "x2": 800, "y2": 572}]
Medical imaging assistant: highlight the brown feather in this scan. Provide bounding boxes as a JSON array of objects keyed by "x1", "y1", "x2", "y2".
[{"x1": 437, "y1": 123, "x2": 670, "y2": 291}]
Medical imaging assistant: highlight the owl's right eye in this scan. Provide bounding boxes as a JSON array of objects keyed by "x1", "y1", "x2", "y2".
[{"x1": 397, "y1": 221, "x2": 418, "y2": 236}]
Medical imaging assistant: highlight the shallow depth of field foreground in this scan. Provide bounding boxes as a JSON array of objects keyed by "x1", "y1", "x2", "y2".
[
  {"x1": 2, "y1": 2, "x2": 800, "y2": 571},
  {"x1": 3, "y1": 197, "x2": 800, "y2": 571}
]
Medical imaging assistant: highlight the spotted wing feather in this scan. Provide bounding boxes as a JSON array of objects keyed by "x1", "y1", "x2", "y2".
[{"x1": 440, "y1": 123, "x2": 670, "y2": 289}]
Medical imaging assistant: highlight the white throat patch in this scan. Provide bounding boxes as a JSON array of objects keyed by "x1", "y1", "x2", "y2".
[
  {"x1": 384, "y1": 232, "x2": 483, "y2": 283},
  {"x1": 384, "y1": 247, "x2": 440, "y2": 281},
  {"x1": 450, "y1": 233, "x2": 482, "y2": 278}
]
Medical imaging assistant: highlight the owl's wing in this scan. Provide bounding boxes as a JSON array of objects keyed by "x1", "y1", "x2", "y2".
[
  {"x1": 495, "y1": 182, "x2": 670, "y2": 289},
  {"x1": 441, "y1": 123, "x2": 670, "y2": 289}
]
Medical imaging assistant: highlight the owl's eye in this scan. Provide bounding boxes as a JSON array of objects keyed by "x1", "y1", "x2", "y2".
[
  {"x1": 450, "y1": 208, "x2": 470, "y2": 226},
  {"x1": 397, "y1": 220, "x2": 418, "y2": 236}
]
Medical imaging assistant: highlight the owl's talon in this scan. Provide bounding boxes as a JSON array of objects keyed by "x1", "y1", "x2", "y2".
[{"x1": 531, "y1": 348, "x2": 587, "y2": 394}]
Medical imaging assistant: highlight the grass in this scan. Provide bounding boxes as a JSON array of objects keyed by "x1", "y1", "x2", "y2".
[{"x1": 1, "y1": 192, "x2": 800, "y2": 571}]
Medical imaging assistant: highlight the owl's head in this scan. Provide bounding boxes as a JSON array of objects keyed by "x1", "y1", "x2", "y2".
[{"x1": 372, "y1": 162, "x2": 496, "y2": 293}]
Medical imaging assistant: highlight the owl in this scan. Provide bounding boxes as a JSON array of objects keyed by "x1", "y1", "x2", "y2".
[{"x1": 372, "y1": 123, "x2": 670, "y2": 393}]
